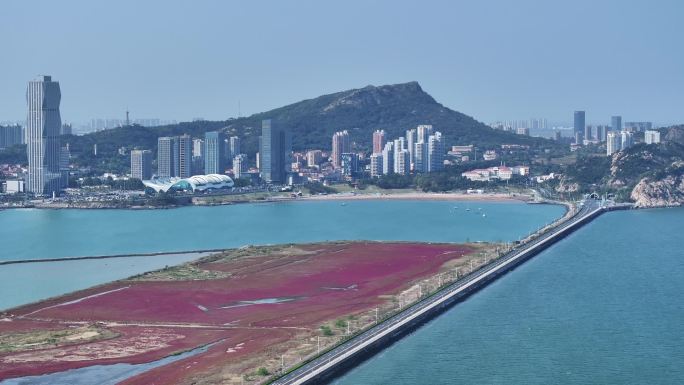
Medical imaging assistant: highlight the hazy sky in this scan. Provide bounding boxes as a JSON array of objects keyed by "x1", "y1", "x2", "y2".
[{"x1": 1, "y1": 0, "x2": 682, "y2": 126}]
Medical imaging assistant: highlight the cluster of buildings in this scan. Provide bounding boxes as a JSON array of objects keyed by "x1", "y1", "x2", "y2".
[
  {"x1": 571, "y1": 111, "x2": 661, "y2": 155},
  {"x1": 133, "y1": 118, "x2": 292, "y2": 193},
  {"x1": 131, "y1": 129, "x2": 249, "y2": 192},
  {"x1": 489, "y1": 118, "x2": 549, "y2": 133},
  {"x1": 369, "y1": 125, "x2": 445, "y2": 177},
  {"x1": 461, "y1": 165, "x2": 529, "y2": 182}
]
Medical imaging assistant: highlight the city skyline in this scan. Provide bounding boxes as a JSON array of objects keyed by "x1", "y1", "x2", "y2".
[{"x1": 1, "y1": 1, "x2": 682, "y2": 126}]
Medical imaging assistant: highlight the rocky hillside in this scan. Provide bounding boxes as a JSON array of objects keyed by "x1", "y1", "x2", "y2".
[
  {"x1": 611, "y1": 130, "x2": 684, "y2": 207},
  {"x1": 631, "y1": 171, "x2": 684, "y2": 207},
  {"x1": 559, "y1": 126, "x2": 684, "y2": 207}
]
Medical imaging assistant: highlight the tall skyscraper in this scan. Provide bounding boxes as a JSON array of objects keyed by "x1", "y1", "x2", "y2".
[
  {"x1": 229, "y1": 136, "x2": 241, "y2": 160},
  {"x1": 573, "y1": 111, "x2": 585, "y2": 137},
  {"x1": 26, "y1": 76, "x2": 62, "y2": 196},
  {"x1": 372, "y1": 130, "x2": 386, "y2": 154},
  {"x1": 584, "y1": 125, "x2": 593, "y2": 141},
  {"x1": 331, "y1": 130, "x2": 351, "y2": 168},
  {"x1": 260, "y1": 119, "x2": 291, "y2": 183},
  {"x1": 611, "y1": 116, "x2": 622, "y2": 132},
  {"x1": 157, "y1": 136, "x2": 178, "y2": 178},
  {"x1": 204, "y1": 131, "x2": 226, "y2": 175},
  {"x1": 130, "y1": 149, "x2": 152, "y2": 180},
  {"x1": 178, "y1": 134, "x2": 192, "y2": 178},
  {"x1": 606, "y1": 131, "x2": 620, "y2": 156}
]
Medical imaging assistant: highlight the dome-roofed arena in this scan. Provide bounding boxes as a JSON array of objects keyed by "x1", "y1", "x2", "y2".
[{"x1": 142, "y1": 174, "x2": 234, "y2": 193}]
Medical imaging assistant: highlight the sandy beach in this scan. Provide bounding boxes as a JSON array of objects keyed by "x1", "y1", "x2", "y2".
[{"x1": 300, "y1": 191, "x2": 533, "y2": 202}]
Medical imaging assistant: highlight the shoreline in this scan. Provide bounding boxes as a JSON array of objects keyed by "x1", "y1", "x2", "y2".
[
  {"x1": 298, "y1": 191, "x2": 531, "y2": 202},
  {"x1": 1, "y1": 190, "x2": 536, "y2": 211}
]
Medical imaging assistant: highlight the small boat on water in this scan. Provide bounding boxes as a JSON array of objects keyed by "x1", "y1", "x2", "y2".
[{"x1": 465, "y1": 208, "x2": 470, "y2": 211}]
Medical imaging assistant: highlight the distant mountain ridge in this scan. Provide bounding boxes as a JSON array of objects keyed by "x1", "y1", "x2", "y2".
[{"x1": 50, "y1": 82, "x2": 554, "y2": 172}]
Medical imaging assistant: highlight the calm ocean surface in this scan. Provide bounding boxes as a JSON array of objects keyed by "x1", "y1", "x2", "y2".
[
  {"x1": 332, "y1": 207, "x2": 684, "y2": 385},
  {"x1": 0, "y1": 200, "x2": 564, "y2": 310}
]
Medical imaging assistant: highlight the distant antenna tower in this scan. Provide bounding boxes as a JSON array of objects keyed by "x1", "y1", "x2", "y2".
[{"x1": 125, "y1": 108, "x2": 130, "y2": 126}]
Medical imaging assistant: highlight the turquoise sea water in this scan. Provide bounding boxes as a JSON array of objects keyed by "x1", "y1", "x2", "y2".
[
  {"x1": 0, "y1": 201, "x2": 563, "y2": 310},
  {"x1": 332, "y1": 208, "x2": 684, "y2": 385},
  {"x1": 0, "y1": 253, "x2": 206, "y2": 311},
  {"x1": 0, "y1": 201, "x2": 563, "y2": 261}
]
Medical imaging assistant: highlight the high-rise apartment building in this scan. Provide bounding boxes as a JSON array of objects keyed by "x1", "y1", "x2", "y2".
[
  {"x1": 584, "y1": 125, "x2": 593, "y2": 141},
  {"x1": 372, "y1": 130, "x2": 386, "y2": 154},
  {"x1": 574, "y1": 111, "x2": 585, "y2": 137},
  {"x1": 370, "y1": 153, "x2": 383, "y2": 177},
  {"x1": 596, "y1": 125, "x2": 605, "y2": 142},
  {"x1": 204, "y1": 131, "x2": 226, "y2": 175},
  {"x1": 306, "y1": 150, "x2": 323, "y2": 167},
  {"x1": 406, "y1": 128, "x2": 416, "y2": 169},
  {"x1": 606, "y1": 131, "x2": 620, "y2": 156},
  {"x1": 178, "y1": 134, "x2": 192, "y2": 178},
  {"x1": 413, "y1": 141, "x2": 428, "y2": 173},
  {"x1": 260, "y1": 119, "x2": 291, "y2": 183},
  {"x1": 428, "y1": 132, "x2": 444, "y2": 172},
  {"x1": 130, "y1": 149, "x2": 152, "y2": 180},
  {"x1": 233, "y1": 154, "x2": 247, "y2": 179},
  {"x1": 59, "y1": 146, "x2": 70, "y2": 188},
  {"x1": 157, "y1": 136, "x2": 179, "y2": 178},
  {"x1": 644, "y1": 130, "x2": 661, "y2": 145},
  {"x1": 382, "y1": 142, "x2": 394, "y2": 175},
  {"x1": 417, "y1": 125, "x2": 433, "y2": 143},
  {"x1": 395, "y1": 149, "x2": 410, "y2": 175},
  {"x1": 192, "y1": 138, "x2": 204, "y2": 158},
  {"x1": 621, "y1": 131, "x2": 634, "y2": 151},
  {"x1": 393, "y1": 138, "x2": 406, "y2": 174},
  {"x1": 340, "y1": 153, "x2": 359, "y2": 177},
  {"x1": 0, "y1": 125, "x2": 23, "y2": 149},
  {"x1": 331, "y1": 130, "x2": 351, "y2": 168},
  {"x1": 516, "y1": 127, "x2": 530, "y2": 136},
  {"x1": 26, "y1": 76, "x2": 62, "y2": 196}
]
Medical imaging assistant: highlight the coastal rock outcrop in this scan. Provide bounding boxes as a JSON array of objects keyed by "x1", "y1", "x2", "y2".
[{"x1": 630, "y1": 175, "x2": 684, "y2": 208}]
